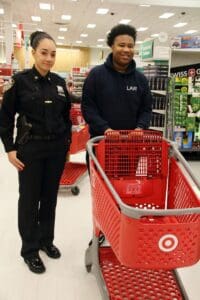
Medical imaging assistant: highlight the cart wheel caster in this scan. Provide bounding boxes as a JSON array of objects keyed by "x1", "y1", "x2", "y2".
[
  {"x1": 86, "y1": 264, "x2": 92, "y2": 273},
  {"x1": 71, "y1": 186, "x2": 80, "y2": 195}
]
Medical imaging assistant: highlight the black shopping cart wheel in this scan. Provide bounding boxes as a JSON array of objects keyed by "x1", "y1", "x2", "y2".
[
  {"x1": 71, "y1": 186, "x2": 80, "y2": 195},
  {"x1": 86, "y1": 264, "x2": 92, "y2": 273}
]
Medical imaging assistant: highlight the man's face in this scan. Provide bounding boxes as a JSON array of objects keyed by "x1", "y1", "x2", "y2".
[{"x1": 111, "y1": 34, "x2": 135, "y2": 67}]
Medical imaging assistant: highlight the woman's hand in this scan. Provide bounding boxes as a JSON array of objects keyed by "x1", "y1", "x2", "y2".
[{"x1": 7, "y1": 151, "x2": 25, "y2": 171}]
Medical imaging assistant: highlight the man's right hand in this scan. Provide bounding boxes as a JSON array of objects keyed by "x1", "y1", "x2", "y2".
[{"x1": 7, "y1": 151, "x2": 25, "y2": 171}]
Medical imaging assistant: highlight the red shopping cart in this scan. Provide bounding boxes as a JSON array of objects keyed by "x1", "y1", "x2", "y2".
[
  {"x1": 85, "y1": 130, "x2": 200, "y2": 300},
  {"x1": 59, "y1": 103, "x2": 89, "y2": 195}
]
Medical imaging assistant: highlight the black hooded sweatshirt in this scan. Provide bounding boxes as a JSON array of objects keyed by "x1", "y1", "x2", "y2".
[{"x1": 81, "y1": 53, "x2": 153, "y2": 137}]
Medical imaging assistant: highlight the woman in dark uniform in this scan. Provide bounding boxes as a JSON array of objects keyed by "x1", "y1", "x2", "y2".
[{"x1": 0, "y1": 31, "x2": 72, "y2": 274}]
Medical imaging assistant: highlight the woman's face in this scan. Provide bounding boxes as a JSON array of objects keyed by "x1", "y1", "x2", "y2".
[
  {"x1": 32, "y1": 38, "x2": 56, "y2": 76},
  {"x1": 111, "y1": 34, "x2": 134, "y2": 68}
]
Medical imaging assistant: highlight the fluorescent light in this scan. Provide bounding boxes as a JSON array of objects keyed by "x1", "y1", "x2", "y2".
[
  {"x1": 97, "y1": 44, "x2": 103, "y2": 47},
  {"x1": 0, "y1": 8, "x2": 4, "y2": 14},
  {"x1": 0, "y1": 35, "x2": 4, "y2": 39},
  {"x1": 80, "y1": 33, "x2": 88, "y2": 37},
  {"x1": 87, "y1": 24, "x2": 96, "y2": 28},
  {"x1": 136, "y1": 41, "x2": 143, "y2": 44},
  {"x1": 57, "y1": 42, "x2": 63, "y2": 45},
  {"x1": 139, "y1": 4, "x2": 151, "y2": 7},
  {"x1": 96, "y1": 8, "x2": 109, "y2": 15},
  {"x1": 61, "y1": 15, "x2": 71, "y2": 20},
  {"x1": 31, "y1": 16, "x2": 41, "y2": 22},
  {"x1": 185, "y1": 30, "x2": 197, "y2": 34},
  {"x1": 137, "y1": 27, "x2": 148, "y2": 31},
  {"x1": 97, "y1": 38, "x2": 105, "y2": 42},
  {"x1": 39, "y1": 3, "x2": 51, "y2": 10},
  {"x1": 174, "y1": 22, "x2": 187, "y2": 28},
  {"x1": 76, "y1": 40, "x2": 82, "y2": 44},
  {"x1": 151, "y1": 33, "x2": 159, "y2": 37},
  {"x1": 59, "y1": 27, "x2": 68, "y2": 32},
  {"x1": 12, "y1": 24, "x2": 17, "y2": 28},
  {"x1": 119, "y1": 19, "x2": 131, "y2": 24},
  {"x1": 58, "y1": 36, "x2": 64, "y2": 40},
  {"x1": 159, "y1": 13, "x2": 174, "y2": 19}
]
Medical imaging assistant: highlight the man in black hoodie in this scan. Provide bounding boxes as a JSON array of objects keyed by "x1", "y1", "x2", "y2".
[{"x1": 81, "y1": 24, "x2": 153, "y2": 138}]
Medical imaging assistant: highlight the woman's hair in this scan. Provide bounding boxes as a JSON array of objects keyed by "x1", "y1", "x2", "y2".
[
  {"x1": 30, "y1": 31, "x2": 55, "y2": 49},
  {"x1": 107, "y1": 24, "x2": 137, "y2": 47}
]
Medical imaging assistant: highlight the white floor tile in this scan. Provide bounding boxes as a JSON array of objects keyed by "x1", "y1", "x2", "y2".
[{"x1": 0, "y1": 145, "x2": 199, "y2": 300}]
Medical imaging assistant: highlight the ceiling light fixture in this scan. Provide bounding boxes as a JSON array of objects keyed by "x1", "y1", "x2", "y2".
[
  {"x1": 59, "y1": 27, "x2": 68, "y2": 32},
  {"x1": 76, "y1": 40, "x2": 82, "y2": 43},
  {"x1": 159, "y1": 13, "x2": 174, "y2": 19},
  {"x1": 139, "y1": 4, "x2": 151, "y2": 7},
  {"x1": 151, "y1": 33, "x2": 159, "y2": 37},
  {"x1": 137, "y1": 27, "x2": 148, "y2": 31},
  {"x1": 58, "y1": 36, "x2": 64, "y2": 40},
  {"x1": 174, "y1": 22, "x2": 187, "y2": 28},
  {"x1": 119, "y1": 19, "x2": 131, "y2": 24},
  {"x1": 87, "y1": 24, "x2": 96, "y2": 28},
  {"x1": 184, "y1": 30, "x2": 197, "y2": 34},
  {"x1": 61, "y1": 15, "x2": 71, "y2": 21},
  {"x1": 96, "y1": 8, "x2": 109, "y2": 15},
  {"x1": 39, "y1": 3, "x2": 51, "y2": 10},
  {"x1": 80, "y1": 34, "x2": 88, "y2": 37},
  {"x1": 97, "y1": 38, "x2": 105, "y2": 42},
  {"x1": 31, "y1": 16, "x2": 41, "y2": 22},
  {"x1": 0, "y1": 8, "x2": 4, "y2": 14}
]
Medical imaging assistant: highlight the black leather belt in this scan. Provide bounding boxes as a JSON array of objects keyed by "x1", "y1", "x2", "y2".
[{"x1": 29, "y1": 134, "x2": 57, "y2": 140}]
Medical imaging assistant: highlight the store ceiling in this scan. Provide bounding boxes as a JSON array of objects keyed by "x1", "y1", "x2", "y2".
[{"x1": 0, "y1": 0, "x2": 200, "y2": 49}]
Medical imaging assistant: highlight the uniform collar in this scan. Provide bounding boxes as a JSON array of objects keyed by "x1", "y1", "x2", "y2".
[{"x1": 32, "y1": 65, "x2": 51, "y2": 82}]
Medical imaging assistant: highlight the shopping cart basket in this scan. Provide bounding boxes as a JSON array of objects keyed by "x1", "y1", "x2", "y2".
[
  {"x1": 59, "y1": 103, "x2": 89, "y2": 195},
  {"x1": 85, "y1": 130, "x2": 200, "y2": 300}
]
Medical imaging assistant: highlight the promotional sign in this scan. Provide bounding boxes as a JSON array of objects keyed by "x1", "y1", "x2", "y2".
[
  {"x1": 171, "y1": 63, "x2": 200, "y2": 77},
  {"x1": 140, "y1": 40, "x2": 154, "y2": 60}
]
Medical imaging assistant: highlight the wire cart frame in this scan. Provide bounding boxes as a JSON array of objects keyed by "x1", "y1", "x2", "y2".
[
  {"x1": 85, "y1": 130, "x2": 200, "y2": 300},
  {"x1": 59, "y1": 104, "x2": 89, "y2": 195}
]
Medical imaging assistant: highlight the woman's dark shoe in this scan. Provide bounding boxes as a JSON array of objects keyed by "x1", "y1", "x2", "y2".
[
  {"x1": 24, "y1": 255, "x2": 46, "y2": 274},
  {"x1": 40, "y1": 245, "x2": 61, "y2": 259}
]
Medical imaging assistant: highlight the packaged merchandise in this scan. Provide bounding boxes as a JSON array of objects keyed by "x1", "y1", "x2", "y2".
[
  {"x1": 173, "y1": 131, "x2": 183, "y2": 148},
  {"x1": 182, "y1": 131, "x2": 193, "y2": 149}
]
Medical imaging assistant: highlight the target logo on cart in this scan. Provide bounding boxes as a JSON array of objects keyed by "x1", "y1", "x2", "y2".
[{"x1": 158, "y1": 234, "x2": 178, "y2": 252}]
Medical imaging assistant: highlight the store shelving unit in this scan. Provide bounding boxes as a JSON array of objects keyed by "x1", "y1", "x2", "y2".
[
  {"x1": 71, "y1": 67, "x2": 87, "y2": 97},
  {"x1": 168, "y1": 76, "x2": 200, "y2": 155}
]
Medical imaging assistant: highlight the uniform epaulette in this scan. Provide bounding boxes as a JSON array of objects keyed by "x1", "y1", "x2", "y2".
[{"x1": 13, "y1": 69, "x2": 31, "y2": 79}]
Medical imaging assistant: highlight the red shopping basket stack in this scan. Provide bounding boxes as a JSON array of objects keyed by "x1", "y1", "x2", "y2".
[
  {"x1": 59, "y1": 103, "x2": 89, "y2": 195},
  {"x1": 85, "y1": 130, "x2": 200, "y2": 300}
]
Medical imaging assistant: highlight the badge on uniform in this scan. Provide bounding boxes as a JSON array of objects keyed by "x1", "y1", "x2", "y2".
[
  {"x1": 57, "y1": 85, "x2": 65, "y2": 97},
  {"x1": 3, "y1": 78, "x2": 15, "y2": 93}
]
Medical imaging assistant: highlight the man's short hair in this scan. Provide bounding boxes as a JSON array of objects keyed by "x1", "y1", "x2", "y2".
[{"x1": 107, "y1": 24, "x2": 137, "y2": 47}]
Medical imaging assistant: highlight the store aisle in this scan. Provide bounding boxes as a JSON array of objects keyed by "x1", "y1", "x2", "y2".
[{"x1": 0, "y1": 145, "x2": 199, "y2": 300}]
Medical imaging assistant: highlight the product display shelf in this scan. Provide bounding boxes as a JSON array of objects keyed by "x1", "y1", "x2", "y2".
[
  {"x1": 169, "y1": 76, "x2": 200, "y2": 155},
  {"x1": 71, "y1": 70, "x2": 86, "y2": 97},
  {"x1": 148, "y1": 78, "x2": 169, "y2": 136}
]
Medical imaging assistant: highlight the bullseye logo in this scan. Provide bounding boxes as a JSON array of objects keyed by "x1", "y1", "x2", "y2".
[{"x1": 158, "y1": 234, "x2": 178, "y2": 252}]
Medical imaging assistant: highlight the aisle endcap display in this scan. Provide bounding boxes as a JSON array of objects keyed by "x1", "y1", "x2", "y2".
[{"x1": 169, "y1": 74, "x2": 200, "y2": 152}]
